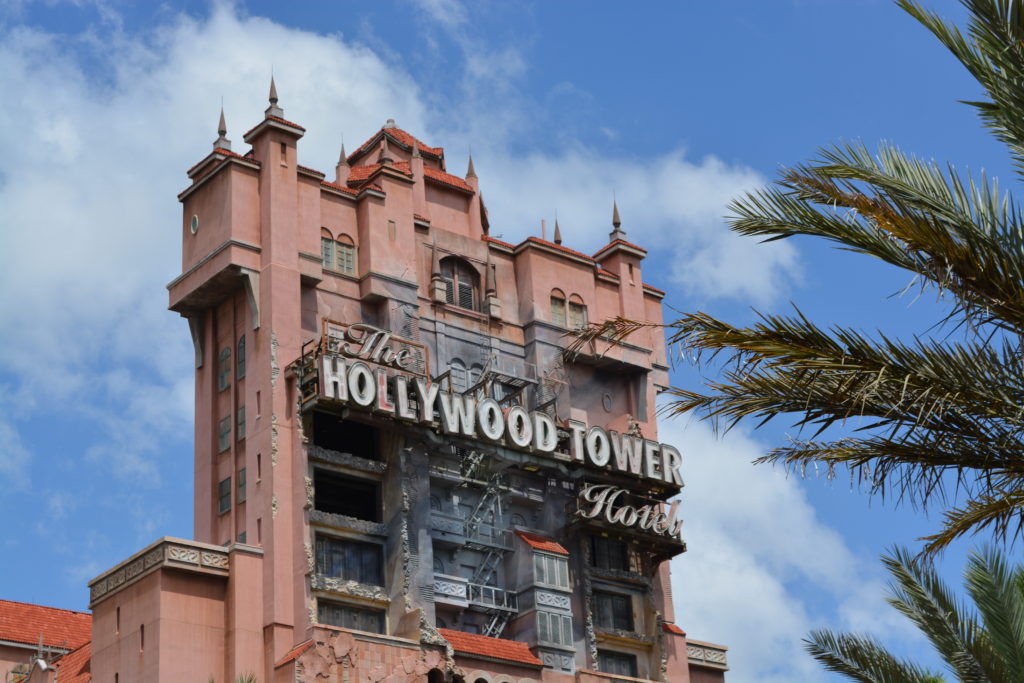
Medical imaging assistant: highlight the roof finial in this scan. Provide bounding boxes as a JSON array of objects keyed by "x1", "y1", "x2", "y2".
[
  {"x1": 412, "y1": 139, "x2": 422, "y2": 159},
  {"x1": 609, "y1": 199, "x2": 626, "y2": 241},
  {"x1": 385, "y1": 118, "x2": 397, "y2": 129},
  {"x1": 265, "y1": 75, "x2": 283, "y2": 118},
  {"x1": 466, "y1": 153, "x2": 477, "y2": 178},
  {"x1": 213, "y1": 105, "x2": 231, "y2": 151},
  {"x1": 554, "y1": 218, "x2": 562, "y2": 245}
]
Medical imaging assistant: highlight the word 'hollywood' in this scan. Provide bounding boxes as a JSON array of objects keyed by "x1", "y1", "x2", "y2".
[{"x1": 318, "y1": 323, "x2": 684, "y2": 487}]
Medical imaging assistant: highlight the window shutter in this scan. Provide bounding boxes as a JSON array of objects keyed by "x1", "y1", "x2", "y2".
[
  {"x1": 458, "y1": 281, "x2": 474, "y2": 310},
  {"x1": 321, "y1": 237, "x2": 334, "y2": 269},
  {"x1": 443, "y1": 277, "x2": 455, "y2": 304},
  {"x1": 551, "y1": 297, "x2": 566, "y2": 327}
]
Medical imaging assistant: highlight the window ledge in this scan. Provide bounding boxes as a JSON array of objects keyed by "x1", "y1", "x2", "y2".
[{"x1": 311, "y1": 575, "x2": 388, "y2": 602}]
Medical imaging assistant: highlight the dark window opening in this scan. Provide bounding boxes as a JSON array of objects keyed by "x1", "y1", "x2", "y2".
[
  {"x1": 218, "y1": 477, "x2": 231, "y2": 514},
  {"x1": 317, "y1": 601, "x2": 384, "y2": 634},
  {"x1": 597, "y1": 650, "x2": 638, "y2": 678},
  {"x1": 315, "y1": 535, "x2": 383, "y2": 585},
  {"x1": 591, "y1": 536, "x2": 630, "y2": 571},
  {"x1": 312, "y1": 413, "x2": 379, "y2": 460},
  {"x1": 593, "y1": 591, "x2": 633, "y2": 631},
  {"x1": 440, "y1": 257, "x2": 478, "y2": 312},
  {"x1": 314, "y1": 470, "x2": 381, "y2": 522}
]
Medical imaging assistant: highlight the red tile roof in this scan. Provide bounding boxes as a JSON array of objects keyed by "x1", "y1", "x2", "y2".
[
  {"x1": 438, "y1": 628, "x2": 542, "y2": 667},
  {"x1": 297, "y1": 164, "x2": 325, "y2": 177},
  {"x1": 321, "y1": 179, "x2": 359, "y2": 196},
  {"x1": 0, "y1": 599, "x2": 91, "y2": 650},
  {"x1": 663, "y1": 622, "x2": 686, "y2": 636},
  {"x1": 347, "y1": 161, "x2": 413, "y2": 184},
  {"x1": 423, "y1": 166, "x2": 473, "y2": 193},
  {"x1": 243, "y1": 115, "x2": 307, "y2": 138},
  {"x1": 596, "y1": 268, "x2": 619, "y2": 279},
  {"x1": 186, "y1": 148, "x2": 258, "y2": 175},
  {"x1": 515, "y1": 531, "x2": 569, "y2": 555},
  {"x1": 413, "y1": 214, "x2": 431, "y2": 222},
  {"x1": 643, "y1": 283, "x2": 666, "y2": 295},
  {"x1": 483, "y1": 235, "x2": 515, "y2": 249},
  {"x1": 56, "y1": 641, "x2": 91, "y2": 683},
  {"x1": 521, "y1": 237, "x2": 594, "y2": 263},
  {"x1": 594, "y1": 238, "x2": 648, "y2": 258},
  {"x1": 275, "y1": 639, "x2": 314, "y2": 667},
  {"x1": 348, "y1": 127, "x2": 443, "y2": 164}
]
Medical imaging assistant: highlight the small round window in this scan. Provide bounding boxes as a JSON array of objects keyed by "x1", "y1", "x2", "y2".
[{"x1": 190, "y1": 214, "x2": 199, "y2": 234}]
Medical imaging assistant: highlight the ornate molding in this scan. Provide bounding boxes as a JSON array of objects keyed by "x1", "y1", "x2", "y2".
[
  {"x1": 89, "y1": 538, "x2": 232, "y2": 607},
  {"x1": 535, "y1": 590, "x2": 571, "y2": 610},
  {"x1": 687, "y1": 643, "x2": 729, "y2": 669}
]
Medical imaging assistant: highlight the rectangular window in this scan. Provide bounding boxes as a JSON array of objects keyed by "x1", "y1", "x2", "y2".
[
  {"x1": 237, "y1": 467, "x2": 247, "y2": 504},
  {"x1": 314, "y1": 470, "x2": 381, "y2": 522},
  {"x1": 591, "y1": 536, "x2": 630, "y2": 571},
  {"x1": 315, "y1": 535, "x2": 383, "y2": 586},
  {"x1": 593, "y1": 591, "x2": 633, "y2": 631},
  {"x1": 537, "y1": 611, "x2": 573, "y2": 647},
  {"x1": 533, "y1": 553, "x2": 569, "y2": 589},
  {"x1": 236, "y1": 406, "x2": 246, "y2": 441},
  {"x1": 237, "y1": 531, "x2": 246, "y2": 543},
  {"x1": 218, "y1": 347, "x2": 231, "y2": 390},
  {"x1": 218, "y1": 416, "x2": 231, "y2": 453},
  {"x1": 337, "y1": 242, "x2": 356, "y2": 275},
  {"x1": 597, "y1": 650, "x2": 638, "y2": 678},
  {"x1": 550, "y1": 297, "x2": 566, "y2": 327},
  {"x1": 218, "y1": 477, "x2": 231, "y2": 514},
  {"x1": 317, "y1": 601, "x2": 384, "y2": 634},
  {"x1": 321, "y1": 237, "x2": 335, "y2": 269},
  {"x1": 568, "y1": 302, "x2": 588, "y2": 330},
  {"x1": 237, "y1": 335, "x2": 246, "y2": 379}
]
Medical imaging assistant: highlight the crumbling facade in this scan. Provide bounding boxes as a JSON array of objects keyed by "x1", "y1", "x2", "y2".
[{"x1": 84, "y1": 81, "x2": 729, "y2": 683}]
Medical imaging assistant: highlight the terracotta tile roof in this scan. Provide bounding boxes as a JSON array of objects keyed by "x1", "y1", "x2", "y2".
[
  {"x1": 349, "y1": 127, "x2": 443, "y2": 163},
  {"x1": 297, "y1": 164, "x2": 325, "y2": 177},
  {"x1": 596, "y1": 268, "x2": 619, "y2": 279},
  {"x1": 275, "y1": 639, "x2": 314, "y2": 667},
  {"x1": 483, "y1": 235, "x2": 515, "y2": 249},
  {"x1": 0, "y1": 599, "x2": 92, "y2": 649},
  {"x1": 347, "y1": 161, "x2": 413, "y2": 185},
  {"x1": 521, "y1": 237, "x2": 594, "y2": 263},
  {"x1": 438, "y1": 628, "x2": 542, "y2": 667},
  {"x1": 56, "y1": 641, "x2": 91, "y2": 683},
  {"x1": 321, "y1": 179, "x2": 358, "y2": 196},
  {"x1": 594, "y1": 239, "x2": 648, "y2": 258},
  {"x1": 643, "y1": 283, "x2": 666, "y2": 295},
  {"x1": 243, "y1": 115, "x2": 306, "y2": 138},
  {"x1": 663, "y1": 622, "x2": 686, "y2": 636},
  {"x1": 515, "y1": 530, "x2": 569, "y2": 555},
  {"x1": 423, "y1": 166, "x2": 473, "y2": 193},
  {"x1": 414, "y1": 214, "x2": 431, "y2": 222},
  {"x1": 186, "y1": 148, "x2": 258, "y2": 175}
]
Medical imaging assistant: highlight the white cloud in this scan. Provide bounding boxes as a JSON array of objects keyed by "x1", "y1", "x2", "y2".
[{"x1": 666, "y1": 418, "x2": 925, "y2": 681}]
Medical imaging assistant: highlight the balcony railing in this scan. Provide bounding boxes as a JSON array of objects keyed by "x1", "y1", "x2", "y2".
[
  {"x1": 466, "y1": 523, "x2": 512, "y2": 549},
  {"x1": 468, "y1": 583, "x2": 518, "y2": 612},
  {"x1": 433, "y1": 574, "x2": 518, "y2": 613}
]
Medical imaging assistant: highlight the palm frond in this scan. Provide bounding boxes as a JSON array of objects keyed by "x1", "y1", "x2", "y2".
[
  {"x1": 805, "y1": 629, "x2": 946, "y2": 682},
  {"x1": 963, "y1": 546, "x2": 1024, "y2": 679}
]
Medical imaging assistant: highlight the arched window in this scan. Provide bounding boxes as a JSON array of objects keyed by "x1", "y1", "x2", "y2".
[
  {"x1": 568, "y1": 294, "x2": 588, "y2": 330},
  {"x1": 336, "y1": 234, "x2": 357, "y2": 275},
  {"x1": 321, "y1": 228, "x2": 335, "y2": 269},
  {"x1": 430, "y1": 495, "x2": 442, "y2": 512},
  {"x1": 237, "y1": 335, "x2": 246, "y2": 379},
  {"x1": 449, "y1": 359, "x2": 468, "y2": 393},
  {"x1": 440, "y1": 257, "x2": 479, "y2": 311},
  {"x1": 511, "y1": 513, "x2": 527, "y2": 528},
  {"x1": 550, "y1": 289, "x2": 567, "y2": 327},
  {"x1": 218, "y1": 347, "x2": 231, "y2": 391},
  {"x1": 433, "y1": 556, "x2": 445, "y2": 573}
]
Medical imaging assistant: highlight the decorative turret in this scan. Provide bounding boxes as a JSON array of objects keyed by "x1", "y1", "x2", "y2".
[
  {"x1": 379, "y1": 135, "x2": 393, "y2": 166},
  {"x1": 265, "y1": 76, "x2": 284, "y2": 118},
  {"x1": 335, "y1": 140, "x2": 349, "y2": 184},
  {"x1": 466, "y1": 154, "x2": 477, "y2": 179},
  {"x1": 213, "y1": 107, "x2": 231, "y2": 151},
  {"x1": 609, "y1": 199, "x2": 627, "y2": 242},
  {"x1": 553, "y1": 219, "x2": 562, "y2": 245}
]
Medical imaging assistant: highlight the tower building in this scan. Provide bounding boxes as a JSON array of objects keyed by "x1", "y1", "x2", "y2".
[{"x1": 79, "y1": 84, "x2": 729, "y2": 682}]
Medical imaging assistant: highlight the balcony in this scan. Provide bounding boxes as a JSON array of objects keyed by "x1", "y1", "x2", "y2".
[
  {"x1": 432, "y1": 574, "x2": 519, "y2": 613},
  {"x1": 430, "y1": 511, "x2": 466, "y2": 545},
  {"x1": 465, "y1": 522, "x2": 512, "y2": 550}
]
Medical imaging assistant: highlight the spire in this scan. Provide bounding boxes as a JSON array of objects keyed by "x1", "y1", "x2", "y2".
[
  {"x1": 335, "y1": 138, "x2": 350, "y2": 184},
  {"x1": 213, "y1": 106, "x2": 231, "y2": 151},
  {"x1": 378, "y1": 135, "x2": 393, "y2": 165},
  {"x1": 265, "y1": 75, "x2": 283, "y2": 118},
  {"x1": 553, "y1": 219, "x2": 562, "y2": 245},
  {"x1": 466, "y1": 154, "x2": 477, "y2": 178},
  {"x1": 609, "y1": 199, "x2": 627, "y2": 241}
]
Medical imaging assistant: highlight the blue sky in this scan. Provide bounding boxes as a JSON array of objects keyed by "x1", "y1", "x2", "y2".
[{"x1": 0, "y1": 0, "x2": 1010, "y2": 680}]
